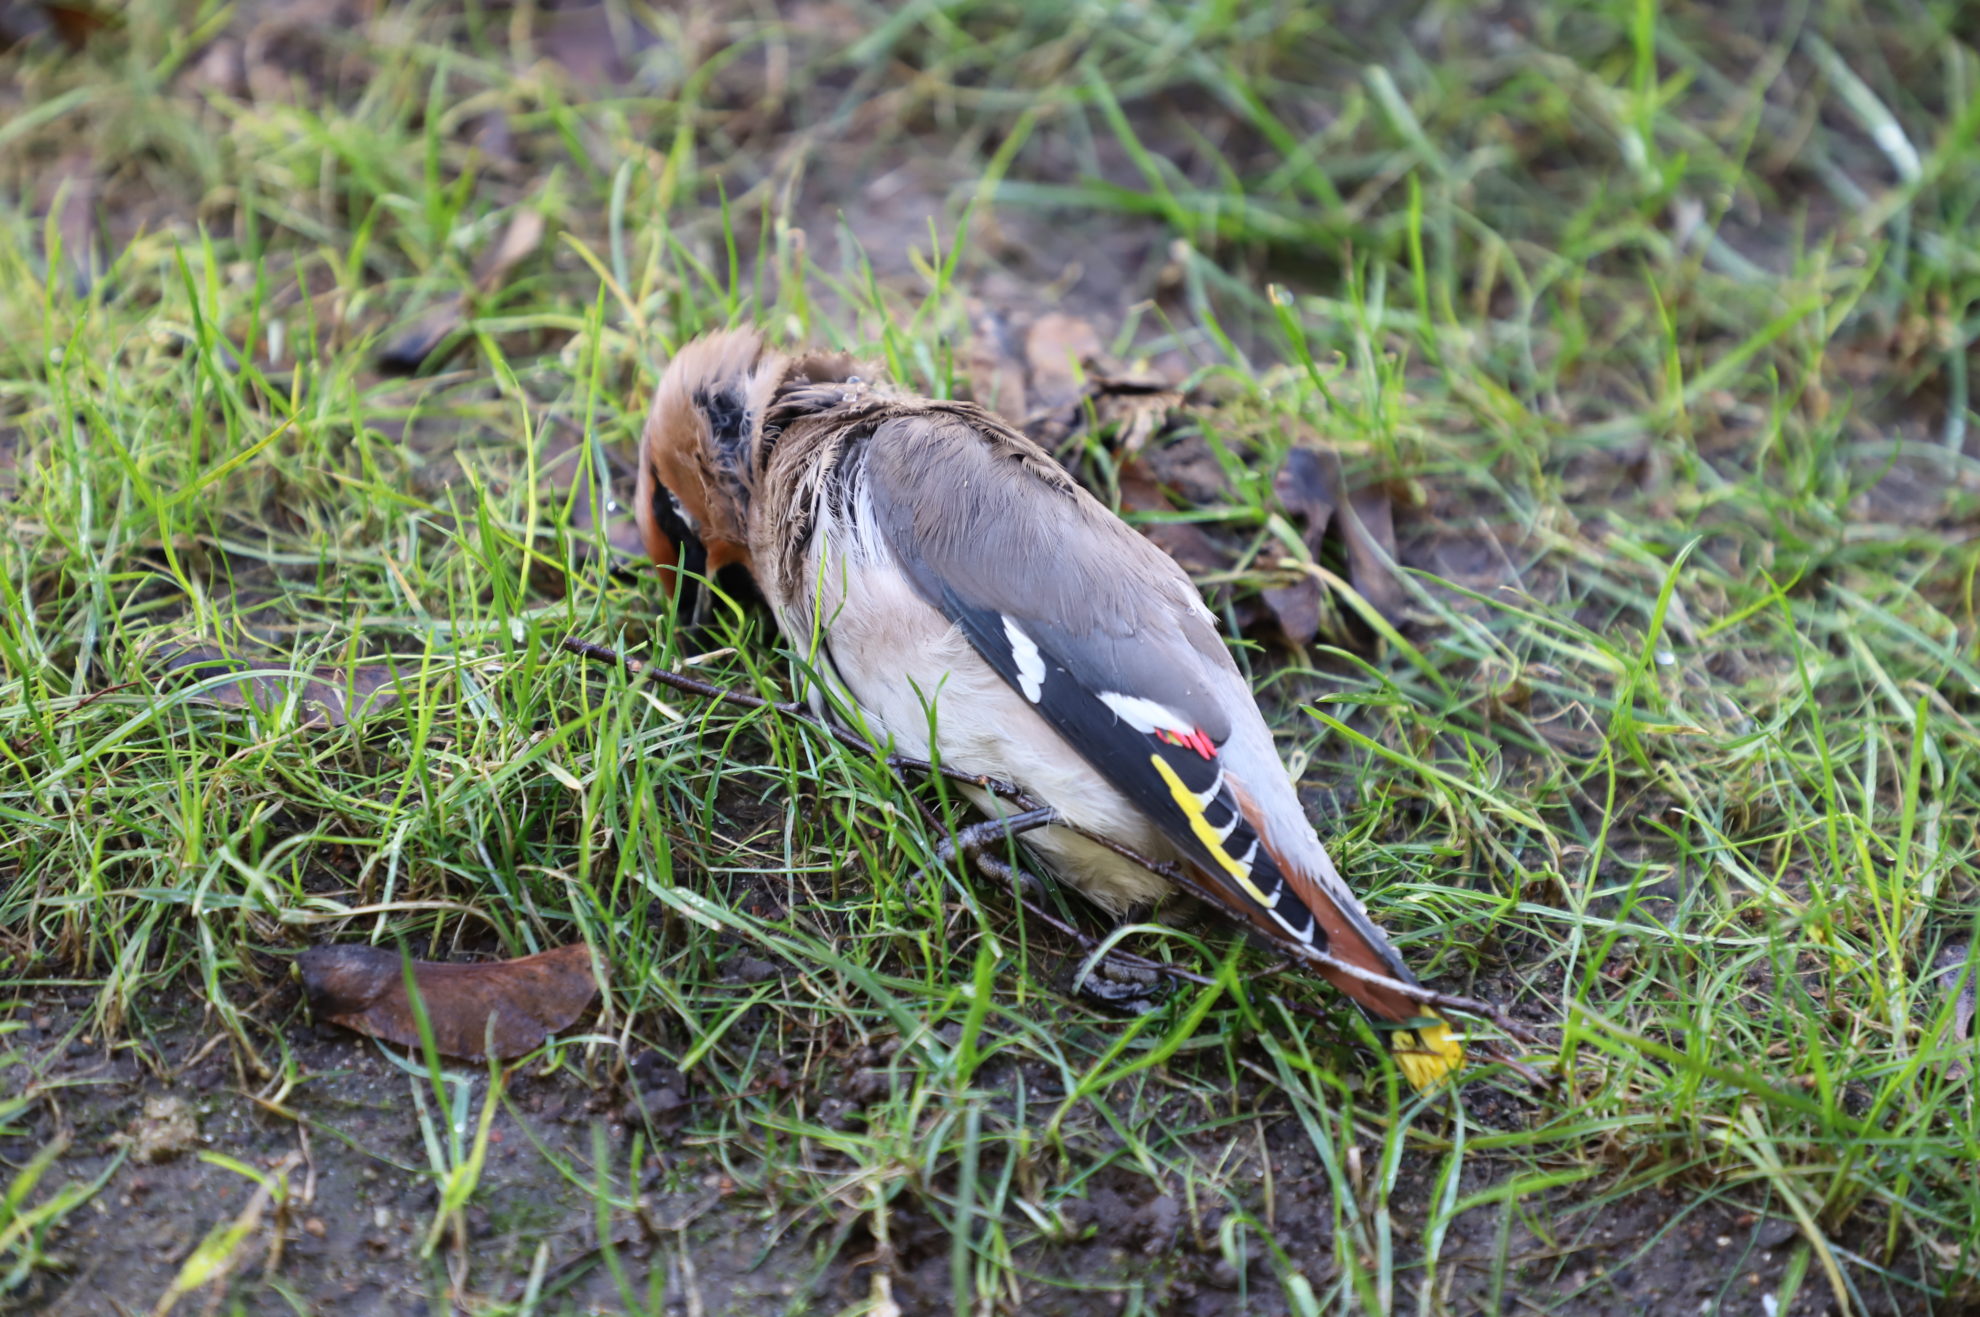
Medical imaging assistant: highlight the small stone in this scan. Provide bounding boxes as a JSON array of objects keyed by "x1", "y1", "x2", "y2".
[{"x1": 123, "y1": 1096, "x2": 199, "y2": 1164}]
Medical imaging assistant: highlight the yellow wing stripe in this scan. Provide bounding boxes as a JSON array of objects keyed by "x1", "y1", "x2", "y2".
[
  {"x1": 1150, "y1": 756, "x2": 1467, "y2": 1094},
  {"x1": 1149, "y1": 754, "x2": 1279, "y2": 911}
]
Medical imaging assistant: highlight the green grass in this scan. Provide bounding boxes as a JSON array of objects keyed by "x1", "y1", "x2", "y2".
[{"x1": 3, "y1": 0, "x2": 1980, "y2": 1312}]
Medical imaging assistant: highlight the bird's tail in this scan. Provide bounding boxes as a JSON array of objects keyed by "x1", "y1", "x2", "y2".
[{"x1": 1248, "y1": 820, "x2": 1466, "y2": 1091}]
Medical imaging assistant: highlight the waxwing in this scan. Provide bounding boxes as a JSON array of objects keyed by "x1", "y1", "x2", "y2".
[{"x1": 636, "y1": 328, "x2": 1463, "y2": 1090}]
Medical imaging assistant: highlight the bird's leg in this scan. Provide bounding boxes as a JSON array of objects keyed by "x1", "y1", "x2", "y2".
[
  {"x1": 963, "y1": 852, "x2": 1170, "y2": 1015},
  {"x1": 933, "y1": 805, "x2": 1058, "y2": 867},
  {"x1": 903, "y1": 806, "x2": 1057, "y2": 906}
]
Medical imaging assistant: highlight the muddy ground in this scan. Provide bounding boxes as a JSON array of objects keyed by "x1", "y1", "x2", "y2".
[{"x1": 10, "y1": 980, "x2": 1839, "y2": 1317}]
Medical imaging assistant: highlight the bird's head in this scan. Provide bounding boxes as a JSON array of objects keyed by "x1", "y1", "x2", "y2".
[
  {"x1": 635, "y1": 329, "x2": 790, "y2": 611},
  {"x1": 637, "y1": 328, "x2": 866, "y2": 622}
]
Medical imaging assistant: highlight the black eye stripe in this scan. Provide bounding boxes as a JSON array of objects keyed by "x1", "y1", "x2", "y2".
[
  {"x1": 646, "y1": 483, "x2": 695, "y2": 544},
  {"x1": 648, "y1": 484, "x2": 707, "y2": 585}
]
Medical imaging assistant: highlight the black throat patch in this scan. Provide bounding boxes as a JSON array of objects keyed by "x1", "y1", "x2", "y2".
[{"x1": 647, "y1": 485, "x2": 708, "y2": 587}]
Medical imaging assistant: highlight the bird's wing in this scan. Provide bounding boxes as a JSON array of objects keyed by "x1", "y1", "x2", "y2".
[{"x1": 859, "y1": 405, "x2": 1460, "y2": 1085}]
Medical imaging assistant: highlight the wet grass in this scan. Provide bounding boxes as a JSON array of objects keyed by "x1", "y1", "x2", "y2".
[{"x1": 3, "y1": 1, "x2": 1980, "y2": 1313}]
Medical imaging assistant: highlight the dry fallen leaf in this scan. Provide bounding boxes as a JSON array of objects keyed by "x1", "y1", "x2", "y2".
[
  {"x1": 477, "y1": 209, "x2": 549, "y2": 287},
  {"x1": 966, "y1": 306, "x2": 1180, "y2": 448},
  {"x1": 1117, "y1": 456, "x2": 1226, "y2": 578},
  {"x1": 156, "y1": 645, "x2": 402, "y2": 728},
  {"x1": 535, "y1": 2, "x2": 662, "y2": 85},
  {"x1": 42, "y1": 2, "x2": 111, "y2": 49},
  {"x1": 378, "y1": 207, "x2": 547, "y2": 372},
  {"x1": 1274, "y1": 445, "x2": 1337, "y2": 544},
  {"x1": 374, "y1": 300, "x2": 470, "y2": 373},
  {"x1": 1263, "y1": 447, "x2": 1336, "y2": 647},
  {"x1": 1023, "y1": 312, "x2": 1105, "y2": 417},
  {"x1": 39, "y1": 150, "x2": 98, "y2": 296},
  {"x1": 1268, "y1": 445, "x2": 1406, "y2": 645},
  {"x1": 469, "y1": 109, "x2": 517, "y2": 169},
  {"x1": 1338, "y1": 478, "x2": 1405, "y2": 620},
  {"x1": 1257, "y1": 577, "x2": 1323, "y2": 650},
  {"x1": 299, "y1": 943, "x2": 598, "y2": 1062},
  {"x1": 1031, "y1": 369, "x2": 1179, "y2": 456},
  {"x1": 1935, "y1": 941, "x2": 1978, "y2": 1082}
]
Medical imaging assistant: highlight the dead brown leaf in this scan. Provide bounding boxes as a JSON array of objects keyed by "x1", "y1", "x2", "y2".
[
  {"x1": 1262, "y1": 447, "x2": 1336, "y2": 647},
  {"x1": 534, "y1": 3, "x2": 662, "y2": 85},
  {"x1": 42, "y1": 2, "x2": 111, "y2": 49},
  {"x1": 965, "y1": 306, "x2": 1179, "y2": 450},
  {"x1": 1030, "y1": 368, "x2": 1180, "y2": 456},
  {"x1": 1274, "y1": 446, "x2": 1337, "y2": 545},
  {"x1": 963, "y1": 301, "x2": 1030, "y2": 421},
  {"x1": 374, "y1": 301, "x2": 467, "y2": 372},
  {"x1": 1269, "y1": 445, "x2": 1406, "y2": 644},
  {"x1": 378, "y1": 207, "x2": 547, "y2": 373},
  {"x1": 156, "y1": 645, "x2": 403, "y2": 728},
  {"x1": 32, "y1": 150, "x2": 98, "y2": 296},
  {"x1": 1339, "y1": 480, "x2": 1405, "y2": 618},
  {"x1": 181, "y1": 34, "x2": 246, "y2": 97},
  {"x1": 241, "y1": 0, "x2": 348, "y2": 102},
  {"x1": 1023, "y1": 312, "x2": 1105, "y2": 417},
  {"x1": 1257, "y1": 579, "x2": 1324, "y2": 648},
  {"x1": 469, "y1": 109, "x2": 517, "y2": 169},
  {"x1": 1117, "y1": 456, "x2": 1227, "y2": 578},
  {"x1": 1935, "y1": 941, "x2": 1978, "y2": 1082},
  {"x1": 299, "y1": 943, "x2": 598, "y2": 1062},
  {"x1": 477, "y1": 209, "x2": 548, "y2": 286}
]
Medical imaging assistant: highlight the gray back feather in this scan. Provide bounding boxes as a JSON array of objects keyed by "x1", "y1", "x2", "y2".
[{"x1": 861, "y1": 408, "x2": 1236, "y2": 743}]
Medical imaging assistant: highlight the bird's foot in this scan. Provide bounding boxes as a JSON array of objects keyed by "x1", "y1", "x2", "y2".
[
  {"x1": 1068, "y1": 953, "x2": 1170, "y2": 1016},
  {"x1": 934, "y1": 806, "x2": 1058, "y2": 866}
]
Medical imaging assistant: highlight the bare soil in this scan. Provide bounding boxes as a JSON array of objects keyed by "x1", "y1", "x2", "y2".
[{"x1": 7, "y1": 955, "x2": 1871, "y2": 1315}]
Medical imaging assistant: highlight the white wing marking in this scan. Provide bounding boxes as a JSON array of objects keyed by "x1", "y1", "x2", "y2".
[{"x1": 1003, "y1": 616, "x2": 1046, "y2": 703}]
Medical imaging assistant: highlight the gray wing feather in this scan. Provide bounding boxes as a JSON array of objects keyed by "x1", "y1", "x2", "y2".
[{"x1": 861, "y1": 410, "x2": 1234, "y2": 743}]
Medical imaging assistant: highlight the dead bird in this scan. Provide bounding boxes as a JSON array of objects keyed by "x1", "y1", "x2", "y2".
[{"x1": 636, "y1": 328, "x2": 1462, "y2": 1089}]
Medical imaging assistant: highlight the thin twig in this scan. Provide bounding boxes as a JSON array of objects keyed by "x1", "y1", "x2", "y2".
[{"x1": 562, "y1": 634, "x2": 1549, "y2": 1071}]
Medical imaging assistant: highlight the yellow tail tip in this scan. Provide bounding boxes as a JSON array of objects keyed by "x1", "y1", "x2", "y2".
[{"x1": 1392, "y1": 1019, "x2": 1465, "y2": 1092}]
